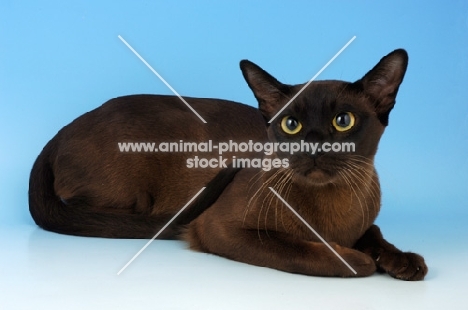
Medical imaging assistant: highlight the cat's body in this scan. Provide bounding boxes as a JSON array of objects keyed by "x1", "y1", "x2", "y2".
[
  {"x1": 29, "y1": 49, "x2": 427, "y2": 280},
  {"x1": 29, "y1": 95, "x2": 267, "y2": 238}
]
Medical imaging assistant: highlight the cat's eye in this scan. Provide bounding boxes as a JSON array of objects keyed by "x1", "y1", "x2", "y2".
[
  {"x1": 281, "y1": 116, "x2": 302, "y2": 135},
  {"x1": 333, "y1": 112, "x2": 355, "y2": 132}
]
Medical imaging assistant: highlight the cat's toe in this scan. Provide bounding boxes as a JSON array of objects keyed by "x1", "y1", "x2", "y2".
[{"x1": 382, "y1": 252, "x2": 428, "y2": 281}]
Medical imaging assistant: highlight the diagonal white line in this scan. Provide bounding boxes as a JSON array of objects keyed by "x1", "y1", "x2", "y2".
[
  {"x1": 118, "y1": 35, "x2": 207, "y2": 124},
  {"x1": 268, "y1": 187, "x2": 357, "y2": 275},
  {"x1": 268, "y1": 36, "x2": 356, "y2": 123},
  {"x1": 117, "y1": 187, "x2": 206, "y2": 275}
]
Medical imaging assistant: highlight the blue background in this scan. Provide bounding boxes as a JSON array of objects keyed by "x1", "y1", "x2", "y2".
[
  {"x1": 1, "y1": 1, "x2": 467, "y2": 309},
  {"x1": 2, "y1": 1, "x2": 467, "y2": 224}
]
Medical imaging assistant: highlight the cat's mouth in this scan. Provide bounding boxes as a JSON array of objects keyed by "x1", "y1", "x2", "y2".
[
  {"x1": 291, "y1": 157, "x2": 338, "y2": 185},
  {"x1": 305, "y1": 166, "x2": 330, "y2": 179}
]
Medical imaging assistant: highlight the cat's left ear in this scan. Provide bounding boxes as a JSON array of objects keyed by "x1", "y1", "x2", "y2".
[
  {"x1": 240, "y1": 60, "x2": 291, "y2": 120},
  {"x1": 358, "y1": 49, "x2": 408, "y2": 126}
]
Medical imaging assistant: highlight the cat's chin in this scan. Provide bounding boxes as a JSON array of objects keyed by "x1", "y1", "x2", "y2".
[{"x1": 296, "y1": 168, "x2": 337, "y2": 186}]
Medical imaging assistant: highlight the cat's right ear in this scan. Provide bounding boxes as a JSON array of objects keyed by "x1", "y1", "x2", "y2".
[{"x1": 240, "y1": 60, "x2": 290, "y2": 120}]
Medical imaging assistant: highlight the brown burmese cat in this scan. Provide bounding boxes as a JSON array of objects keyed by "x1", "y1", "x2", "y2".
[{"x1": 29, "y1": 49, "x2": 427, "y2": 280}]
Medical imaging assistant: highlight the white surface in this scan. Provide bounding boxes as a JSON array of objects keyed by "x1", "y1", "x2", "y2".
[{"x1": 1, "y1": 220, "x2": 466, "y2": 310}]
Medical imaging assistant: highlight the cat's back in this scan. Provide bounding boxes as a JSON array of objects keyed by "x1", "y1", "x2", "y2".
[
  {"x1": 57, "y1": 94, "x2": 265, "y2": 143},
  {"x1": 98, "y1": 94, "x2": 261, "y2": 119}
]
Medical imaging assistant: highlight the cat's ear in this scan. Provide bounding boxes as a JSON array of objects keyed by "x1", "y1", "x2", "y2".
[
  {"x1": 240, "y1": 60, "x2": 291, "y2": 120},
  {"x1": 358, "y1": 49, "x2": 408, "y2": 126}
]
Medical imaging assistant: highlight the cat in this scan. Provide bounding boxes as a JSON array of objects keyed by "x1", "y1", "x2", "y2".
[{"x1": 29, "y1": 49, "x2": 427, "y2": 280}]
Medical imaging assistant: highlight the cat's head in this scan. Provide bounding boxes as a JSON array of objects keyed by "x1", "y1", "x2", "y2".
[{"x1": 240, "y1": 49, "x2": 408, "y2": 185}]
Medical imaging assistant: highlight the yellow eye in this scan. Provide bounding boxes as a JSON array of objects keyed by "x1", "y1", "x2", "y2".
[
  {"x1": 333, "y1": 112, "x2": 355, "y2": 132},
  {"x1": 281, "y1": 116, "x2": 302, "y2": 134}
]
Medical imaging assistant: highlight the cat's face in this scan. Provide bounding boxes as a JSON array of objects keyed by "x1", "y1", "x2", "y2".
[
  {"x1": 265, "y1": 81, "x2": 386, "y2": 185},
  {"x1": 240, "y1": 49, "x2": 408, "y2": 185}
]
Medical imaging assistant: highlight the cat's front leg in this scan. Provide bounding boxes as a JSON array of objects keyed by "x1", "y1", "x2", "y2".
[
  {"x1": 185, "y1": 221, "x2": 376, "y2": 278},
  {"x1": 353, "y1": 225, "x2": 428, "y2": 281}
]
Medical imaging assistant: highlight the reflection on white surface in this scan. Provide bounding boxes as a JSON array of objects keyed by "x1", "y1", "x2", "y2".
[{"x1": 1, "y1": 217, "x2": 467, "y2": 310}]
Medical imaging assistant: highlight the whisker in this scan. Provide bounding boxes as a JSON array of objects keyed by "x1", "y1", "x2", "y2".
[
  {"x1": 339, "y1": 170, "x2": 366, "y2": 233},
  {"x1": 250, "y1": 168, "x2": 287, "y2": 241},
  {"x1": 260, "y1": 168, "x2": 291, "y2": 237}
]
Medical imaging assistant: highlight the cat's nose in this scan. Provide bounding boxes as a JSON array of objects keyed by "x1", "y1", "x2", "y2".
[{"x1": 307, "y1": 149, "x2": 325, "y2": 159}]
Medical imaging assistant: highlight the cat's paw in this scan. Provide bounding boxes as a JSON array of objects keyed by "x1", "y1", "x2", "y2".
[
  {"x1": 378, "y1": 251, "x2": 428, "y2": 281},
  {"x1": 335, "y1": 245, "x2": 377, "y2": 277}
]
